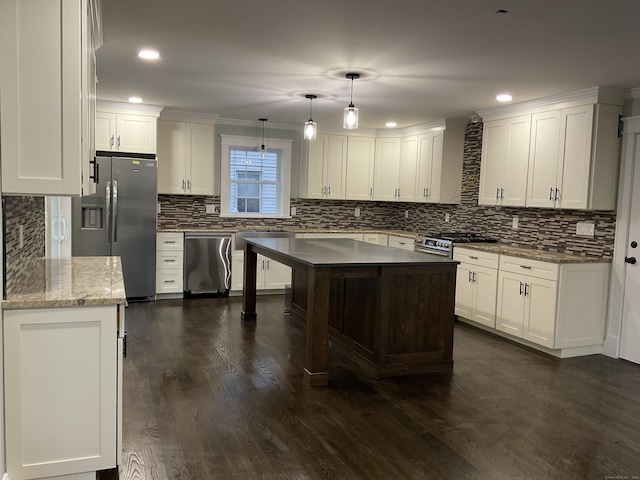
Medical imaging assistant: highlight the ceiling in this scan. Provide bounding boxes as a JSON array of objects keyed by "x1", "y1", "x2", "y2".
[{"x1": 96, "y1": 0, "x2": 640, "y2": 131}]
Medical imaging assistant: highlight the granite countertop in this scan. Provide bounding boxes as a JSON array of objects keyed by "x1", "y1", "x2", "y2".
[
  {"x1": 2, "y1": 257, "x2": 127, "y2": 310},
  {"x1": 247, "y1": 237, "x2": 457, "y2": 267},
  {"x1": 158, "y1": 227, "x2": 416, "y2": 238},
  {"x1": 457, "y1": 243, "x2": 611, "y2": 264}
]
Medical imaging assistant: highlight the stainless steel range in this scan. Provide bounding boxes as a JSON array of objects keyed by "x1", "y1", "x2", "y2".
[{"x1": 414, "y1": 232, "x2": 498, "y2": 258}]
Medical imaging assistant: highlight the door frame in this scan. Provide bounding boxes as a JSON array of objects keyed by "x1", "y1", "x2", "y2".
[{"x1": 604, "y1": 114, "x2": 640, "y2": 358}]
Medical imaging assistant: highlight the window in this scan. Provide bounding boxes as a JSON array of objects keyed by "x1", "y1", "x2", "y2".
[{"x1": 221, "y1": 135, "x2": 292, "y2": 218}]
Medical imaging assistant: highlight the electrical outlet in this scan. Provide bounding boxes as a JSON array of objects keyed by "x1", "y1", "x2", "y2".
[
  {"x1": 205, "y1": 204, "x2": 215, "y2": 214},
  {"x1": 576, "y1": 222, "x2": 595, "y2": 237},
  {"x1": 512, "y1": 216, "x2": 519, "y2": 229},
  {"x1": 157, "y1": 202, "x2": 161, "y2": 214},
  {"x1": 405, "y1": 210, "x2": 409, "y2": 219},
  {"x1": 291, "y1": 206, "x2": 297, "y2": 216},
  {"x1": 445, "y1": 213, "x2": 450, "y2": 223},
  {"x1": 354, "y1": 207, "x2": 360, "y2": 217}
]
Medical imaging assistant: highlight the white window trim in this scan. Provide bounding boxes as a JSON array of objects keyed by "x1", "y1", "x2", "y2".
[{"x1": 220, "y1": 134, "x2": 292, "y2": 218}]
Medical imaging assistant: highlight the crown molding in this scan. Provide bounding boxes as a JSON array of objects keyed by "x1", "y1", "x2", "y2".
[
  {"x1": 159, "y1": 109, "x2": 220, "y2": 124},
  {"x1": 96, "y1": 100, "x2": 164, "y2": 116},
  {"x1": 477, "y1": 86, "x2": 629, "y2": 121},
  {"x1": 216, "y1": 117, "x2": 298, "y2": 131}
]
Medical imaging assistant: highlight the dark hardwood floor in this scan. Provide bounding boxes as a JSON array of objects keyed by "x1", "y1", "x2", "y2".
[{"x1": 116, "y1": 295, "x2": 640, "y2": 479}]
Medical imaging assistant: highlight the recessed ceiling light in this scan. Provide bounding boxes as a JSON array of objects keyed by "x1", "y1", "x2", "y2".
[
  {"x1": 496, "y1": 94, "x2": 513, "y2": 102},
  {"x1": 128, "y1": 96, "x2": 142, "y2": 103},
  {"x1": 385, "y1": 122, "x2": 398, "y2": 128},
  {"x1": 138, "y1": 49, "x2": 159, "y2": 60}
]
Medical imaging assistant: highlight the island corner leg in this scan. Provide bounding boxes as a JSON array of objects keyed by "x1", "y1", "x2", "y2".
[
  {"x1": 303, "y1": 266, "x2": 330, "y2": 386},
  {"x1": 241, "y1": 246, "x2": 258, "y2": 323}
]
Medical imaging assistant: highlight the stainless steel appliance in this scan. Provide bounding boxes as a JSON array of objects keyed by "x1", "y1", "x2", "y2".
[
  {"x1": 414, "y1": 232, "x2": 498, "y2": 258},
  {"x1": 184, "y1": 233, "x2": 232, "y2": 296},
  {"x1": 72, "y1": 153, "x2": 157, "y2": 300}
]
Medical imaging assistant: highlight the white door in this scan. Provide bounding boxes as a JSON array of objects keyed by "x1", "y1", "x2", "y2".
[{"x1": 620, "y1": 139, "x2": 640, "y2": 364}]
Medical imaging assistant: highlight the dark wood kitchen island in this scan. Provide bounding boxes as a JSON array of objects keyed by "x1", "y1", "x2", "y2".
[{"x1": 241, "y1": 237, "x2": 459, "y2": 386}]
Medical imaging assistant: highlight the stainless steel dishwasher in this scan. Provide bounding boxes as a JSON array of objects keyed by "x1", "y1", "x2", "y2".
[{"x1": 184, "y1": 233, "x2": 232, "y2": 296}]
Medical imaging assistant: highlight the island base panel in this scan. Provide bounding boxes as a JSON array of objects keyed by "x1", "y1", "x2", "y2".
[{"x1": 303, "y1": 368, "x2": 329, "y2": 386}]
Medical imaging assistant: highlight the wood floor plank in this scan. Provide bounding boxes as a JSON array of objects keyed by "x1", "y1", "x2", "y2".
[{"x1": 116, "y1": 295, "x2": 640, "y2": 479}]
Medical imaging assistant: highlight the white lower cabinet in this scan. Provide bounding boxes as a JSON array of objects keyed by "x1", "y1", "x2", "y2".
[
  {"x1": 231, "y1": 252, "x2": 291, "y2": 292},
  {"x1": 454, "y1": 248, "x2": 499, "y2": 328},
  {"x1": 387, "y1": 234, "x2": 415, "y2": 251},
  {"x1": 362, "y1": 233, "x2": 388, "y2": 245},
  {"x1": 4, "y1": 305, "x2": 122, "y2": 479},
  {"x1": 156, "y1": 232, "x2": 185, "y2": 294}
]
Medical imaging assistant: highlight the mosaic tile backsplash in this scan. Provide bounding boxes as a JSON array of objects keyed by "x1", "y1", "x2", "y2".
[
  {"x1": 3, "y1": 195, "x2": 46, "y2": 295},
  {"x1": 158, "y1": 122, "x2": 616, "y2": 259}
]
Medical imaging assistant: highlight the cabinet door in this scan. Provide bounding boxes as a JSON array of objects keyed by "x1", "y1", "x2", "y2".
[
  {"x1": 345, "y1": 136, "x2": 375, "y2": 200},
  {"x1": 496, "y1": 271, "x2": 526, "y2": 337},
  {"x1": 96, "y1": 112, "x2": 117, "y2": 151},
  {"x1": 478, "y1": 119, "x2": 508, "y2": 205},
  {"x1": 417, "y1": 131, "x2": 445, "y2": 203},
  {"x1": 398, "y1": 135, "x2": 418, "y2": 201},
  {"x1": 116, "y1": 114, "x2": 157, "y2": 154},
  {"x1": 4, "y1": 306, "x2": 117, "y2": 479},
  {"x1": 231, "y1": 253, "x2": 245, "y2": 291},
  {"x1": 473, "y1": 265, "x2": 498, "y2": 328},
  {"x1": 454, "y1": 264, "x2": 475, "y2": 320},
  {"x1": 522, "y1": 277, "x2": 558, "y2": 348},
  {"x1": 0, "y1": 0, "x2": 86, "y2": 195},
  {"x1": 527, "y1": 110, "x2": 561, "y2": 208},
  {"x1": 373, "y1": 137, "x2": 401, "y2": 201},
  {"x1": 305, "y1": 134, "x2": 328, "y2": 198},
  {"x1": 157, "y1": 120, "x2": 187, "y2": 194},
  {"x1": 325, "y1": 135, "x2": 348, "y2": 199},
  {"x1": 186, "y1": 123, "x2": 215, "y2": 195},
  {"x1": 557, "y1": 104, "x2": 594, "y2": 210},
  {"x1": 263, "y1": 258, "x2": 292, "y2": 289}
]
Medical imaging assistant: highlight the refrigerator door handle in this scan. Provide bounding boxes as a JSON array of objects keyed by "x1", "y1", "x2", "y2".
[
  {"x1": 106, "y1": 181, "x2": 112, "y2": 244},
  {"x1": 113, "y1": 180, "x2": 119, "y2": 243}
]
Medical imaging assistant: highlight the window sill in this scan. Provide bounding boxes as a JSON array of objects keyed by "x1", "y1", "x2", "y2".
[{"x1": 219, "y1": 213, "x2": 292, "y2": 219}]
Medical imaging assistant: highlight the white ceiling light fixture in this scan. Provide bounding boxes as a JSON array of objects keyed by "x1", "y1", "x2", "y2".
[
  {"x1": 259, "y1": 118, "x2": 268, "y2": 160},
  {"x1": 496, "y1": 93, "x2": 513, "y2": 102},
  {"x1": 303, "y1": 94, "x2": 318, "y2": 140},
  {"x1": 385, "y1": 121, "x2": 397, "y2": 128},
  {"x1": 128, "y1": 96, "x2": 142, "y2": 103},
  {"x1": 343, "y1": 73, "x2": 360, "y2": 130},
  {"x1": 138, "y1": 49, "x2": 160, "y2": 60}
]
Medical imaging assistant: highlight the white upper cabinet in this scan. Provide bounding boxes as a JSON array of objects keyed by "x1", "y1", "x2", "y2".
[
  {"x1": 301, "y1": 133, "x2": 347, "y2": 199},
  {"x1": 397, "y1": 135, "x2": 419, "y2": 202},
  {"x1": 478, "y1": 87, "x2": 625, "y2": 210},
  {"x1": 345, "y1": 136, "x2": 376, "y2": 200},
  {"x1": 415, "y1": 120, "x2": 466, "y2": 204},
  {"x1": 0, "y1": 0, "x2": 101, "y2": 196},
  {"x1": 96, "y1": 102, "x2": 162, "y2": 154},
  {"x1": 157, "y1": 117, "x2": 216, "y2": 195},
  {"x1": 478, "y1": 115, "x2": 531, "y2": 207},
  {"x1": 527, "y1": 103, "x2": 622, "y2": 210},
  {"x1": 373, "y1": 137, "x2": 403, "y2": 201}
]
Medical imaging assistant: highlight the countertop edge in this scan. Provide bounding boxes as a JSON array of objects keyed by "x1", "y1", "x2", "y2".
[{"x1": 455, "y1": 243, "x2": 612, "y2": 264}]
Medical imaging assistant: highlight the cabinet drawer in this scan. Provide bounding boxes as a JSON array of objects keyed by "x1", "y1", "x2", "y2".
[
  {"x1": 499, "y1": 255, "x2": 558, "y2": 281},
  {"x1": 157, "y1": 232, "x2": 184, "y2": 251},
  {"x1": 302, "y1": 233, "x2": 364, "y2": 240},
  {"x1": 453, "y1": 248, "x2": 499, "y2": 269},
  {"x1": 156, "y1": 270, "x2": 183, "y2": 293},
  {"x1": 387, "y1": 235, "x2": 415, "y2": 251},
  {"x1": 156, "y1": 250, "x2": 184, "y2": 270}
]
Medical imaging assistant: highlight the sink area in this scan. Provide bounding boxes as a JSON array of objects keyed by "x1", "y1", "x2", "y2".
[{"x1": 234, "y1": 230, "x2": 295, "y2": 250}]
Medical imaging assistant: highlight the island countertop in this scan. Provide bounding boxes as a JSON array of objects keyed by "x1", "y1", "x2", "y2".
[
  {"x1": 2, "y1": 257, "x2": 126, "y2": 310},
  {"x1": 246, "y1": 237, "x2": 458, "y2": 268}
]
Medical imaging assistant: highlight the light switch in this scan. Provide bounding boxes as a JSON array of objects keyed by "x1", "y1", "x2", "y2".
[
  {"x1": 355, "y1": 207, "x2": 360, "y2": 217},
  {"x1": 512, "y1": 216, "x2": 518, "y2": 229}
]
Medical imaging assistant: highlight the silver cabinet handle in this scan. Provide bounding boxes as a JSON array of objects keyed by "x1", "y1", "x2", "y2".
[
  {"x1": 117, "y1": 135, "x2": 121, "y2": 149},
  {"x1": 468, "y1": 271, "x2": 473, "y2": 282},
  {"x1": 549, "y1": 187, "x2": 554, "y2": 201},
  {"x1": 164, "y1": 279, "x2": 176, "y2": 283},
  {"x1": 262, "y1": 259, "x2": 265, "y2": 269},
  {"x1": 327, "y1": 185, "x2": 331, "y2": 195},
  {"x1": 519, "y1": 282, "x2": 524, "y2": 295},
  {"x1": 500, "y1": 188, "x2": 504, "y2": 199},
  {"x1": 497, "y1": 187, "x2": 500, "y2": 200},
  {"x1": 110, "y1": 135, "x2": 114, "y2": 148},
  {"x1": 473, "y1": 272, "x2": 477, "y2": 282},
  {"x1": 555, "y1": 188, "x2": 560, "y2": 202},
  {"x1": 112, "y1": 180, "x2": 119, "y2": 243},
  {"x1": 266, "y1": 259, "x2": 270, "y2": 269},
  {"x1": 188, "y1": 179, "x2": 191, "y2": 191},
  {"x1": 524, "y1": 283, "x2": 529, "y2": 296},
  {"x1": 182, "y1": 179, "x2": 186, "y2": 190},
  {"x1": 398, "y1": 188, "x2": 401, "y2": 197},
  {"x1": 369, "y1": 187, "x2": 373, "y2": 197}
]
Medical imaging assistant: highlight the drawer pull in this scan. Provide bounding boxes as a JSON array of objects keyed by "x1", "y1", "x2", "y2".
[
  {"x1": 164, "y1": 280, "x2": 176, "y2": 283},
  {"x1": 164, "y1": 259, "x2": 175, "y2": 262},
  {"x1": 520, "y1": 265, "x2": 532, "y2": 269},
  {"x1": 469, "y1": 256, "x2": 478, "y2": 260},
  {"x1": 164, "y1": 240, "x2": 176, "y2": 244}
]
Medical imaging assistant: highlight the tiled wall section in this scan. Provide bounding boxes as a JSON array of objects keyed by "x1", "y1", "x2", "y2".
[
  {"x1": 3, "y1": 195, "x2": 46, "y2": 294},
  {"x1": 157, "y1": 122, "x2": 617, "y2": 259}
]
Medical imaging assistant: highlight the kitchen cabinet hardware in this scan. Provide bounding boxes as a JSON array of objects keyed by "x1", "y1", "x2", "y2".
[
  {"x1": 117, "y1": 136, "x2": 121, "y2": 148},
  {"x1": 110, "y1": 135, "x2": 115, "y2": 148},
  {"x1": 369, "y1": 187, "x2": 373, "y2": 196},
  {"x1": 469, "y1": 271, "x2": 473, "y2": 282},
  {"x1": 90, "y1": 158, "x2": 99, "y2": 184},
  {"x1": 624, "y1": 256, "x2": 637, "y2": 264},
  {"x1": 631, "y1": 241, "x2": 637, "y2": 248},
  {"x1": 188, "y1": 179, "x2": 191, "y2": 190},
  {"x1": 555, "y1": 188, "x2": 560, "y2": 202},
  {"x1": 164, "y1": 259, "x2": 175, "y2": 262},
  {"x1": 519, "y1": 281, "x2": 524, "y2": 295},
  {"x1": 182, "y1": 179, "x2": 186, "y2": 189},
  {"x1": 549, "y1": 187, "x2": 554, "y2": 201},
  {"x1": 469, "y1": 255, "x2": 479, "y2": 260},
  {"x1": 524, "y1": 283, "x2": 530, "y2": 296},
  {"x1": 520, "y1": 265, "x2": 532, "y2": 269},
  {"x1": 164, "y1": 279, "x2": 175, "y2": 283}
]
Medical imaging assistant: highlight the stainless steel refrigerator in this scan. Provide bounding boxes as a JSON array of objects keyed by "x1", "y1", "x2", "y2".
[{"x1": 72, "y1": 153, "x2": 157, "y2": 299}]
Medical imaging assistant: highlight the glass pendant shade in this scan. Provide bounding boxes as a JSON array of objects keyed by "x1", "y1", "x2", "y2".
[
  {"x1": 304, "y1": 119, "x2": 317, "y2": 140},
  {"x1": 260, "y1": 145, "x2": 267, "y2": 159},
  {"x1": 343, "y1": 104, "x2": 359, "y2": 129}
]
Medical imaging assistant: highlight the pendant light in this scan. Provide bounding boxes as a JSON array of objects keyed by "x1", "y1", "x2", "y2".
[
  {"x1": 343, "y1": 73, "x2": 360, "y2": 130},
  {"x1": 303, "y1": 94, "x2": 318, "y2": 140},
  {"x1": 259, "y1": 118, "x2": 267, "y2": 159}
]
